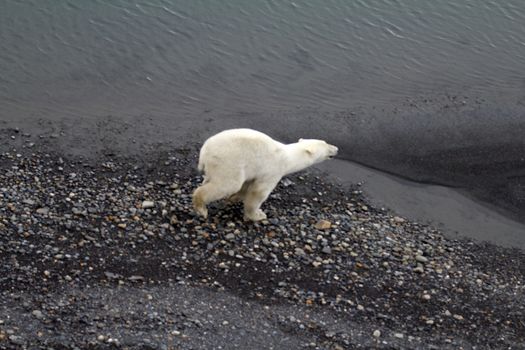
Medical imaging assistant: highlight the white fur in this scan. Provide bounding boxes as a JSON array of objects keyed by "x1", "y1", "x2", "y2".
[{"x1": 192, "y1": 128, "x2": 338, "y2": 221}]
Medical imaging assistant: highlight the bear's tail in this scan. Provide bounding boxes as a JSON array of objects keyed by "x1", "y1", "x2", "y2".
[{"x1": 197, "y1": 158, "x2": 205, "y2": 173}]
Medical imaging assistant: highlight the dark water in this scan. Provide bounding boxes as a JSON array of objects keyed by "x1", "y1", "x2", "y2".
[
  {"x1": 1, "y1": 0, "x2": 525, "y2": 223},
  {"x1": 2, "y1": 0, "x2": 525, "y2": 113}
]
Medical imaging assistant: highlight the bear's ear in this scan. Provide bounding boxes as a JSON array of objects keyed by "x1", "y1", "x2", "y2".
[
  {"x1": 298, "y1": 138, "x2": 304, "y2": 142},
  {"x1": 304, "y1": 147, "x2": 313, "y2": 156}
]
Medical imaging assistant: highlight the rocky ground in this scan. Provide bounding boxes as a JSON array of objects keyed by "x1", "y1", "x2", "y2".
[{"x1": 0, "y1": 149, "x2": 524, "y2": 349}]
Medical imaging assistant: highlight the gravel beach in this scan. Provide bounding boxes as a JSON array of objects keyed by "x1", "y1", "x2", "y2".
[{"x1": 1, "y1": 148, "x2": 524, "y2": 349}]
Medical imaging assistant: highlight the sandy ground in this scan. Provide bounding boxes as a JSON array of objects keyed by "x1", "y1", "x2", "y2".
[{"x1": 0, "y1": 141, "x2": 524, "y2": 349}]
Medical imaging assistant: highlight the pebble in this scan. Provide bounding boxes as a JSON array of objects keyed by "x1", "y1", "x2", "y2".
[
  {"x1": 128, "y1": 275, "x2": 145, "y2": 282},
  {"x1": 321, "y1": 246, "x2": 332, "y2": 254},
  {"x1": 225, "y1": 233, "x2": 235, "y2": 241},
  {"x1": 141, "y1": 200, "x2": 155, "y2": 209},
  {"x1": 22, "y1": 199, "x2": 36, "y2": 206},
  {"x1": 415, "y1": 255, "x2": 429, "y2": 263},
  {"x1": 36, "y1": 207, "x2": 49, "y2": 215},
  {"x1": 393, "y1": 216, "x2": 405, "y2": 223},
  {"x1": 314, "y1": 220, "x2": 331, "y2": 230},
  {"x1": 373, "y1": 330, "x2": 381, "y2": 338},
  {"x1": 32, "y1": 310, "x2": 44, "y2": 320},
  {"x1": 413, "y1": 265, "x2": 425, "y2": 273},
  {"x1": 9, "y1": 335, "x2": 23, "y2": 345},
  {"x1": 294, "y1": 248, "x2": 306, "y2": 256}
]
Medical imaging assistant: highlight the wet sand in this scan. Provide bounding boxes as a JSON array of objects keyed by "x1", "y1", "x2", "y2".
[{"x1": 318, "y1": 159, "x2": 525, "y2": 250}]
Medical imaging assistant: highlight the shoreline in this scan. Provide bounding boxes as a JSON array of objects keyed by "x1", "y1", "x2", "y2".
[
  {"x1": 2, "y1": 119, "x2": 524, "y2": 250},
  {"x1": 1, "y1": 149, "x2": 524, "y2": 349},
  {"x1": 317, "y1": 159, "x2": 525, "y2": 250},
  {"x1": 2, "y1": 99, "x2": 525, "y2": 228}
]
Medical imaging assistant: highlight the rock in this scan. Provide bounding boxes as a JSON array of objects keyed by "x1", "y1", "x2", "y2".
[
  {"x1": 294, "y1": 248, "x2": 306, "y2": 256},
  {"x1": 32, "y1": 310, "x2": 44, "y2": 320},
  {"x1": 225, "y1": 233, "x2": 235, "y2": 241},
  {"x1": 128, "y1": 275, "x2": 145, "y2": 282},
  {"x1": 314, "y1": 220, "x2": 331, "y2": 230},
  {"x1": 321, "y1": 246, "x2": 332, "y2": 254},
  {"x1": 393, "y1": 216, "x2": 405, "y2": 223},
  {"x1": 22, "y1": 199, "x2": 36, "y2": 206},
  {"x1": 281, "y1": 178, "x2": 294, "y2": 187},
  {"x1": 9, "y1": 335, "x2": 24, "y2": 345},
  {"x1": 36, "y1": 207, "x2": 49, "y2": 215},
  {"x1": 141, "y1": 200, "x2": 155, "y2": 209},
  {"x1": 72, "y1": 207, "x2": 84, "y2": 215},
  {"x1": 373, "y1": 330, "x2": 381, "y2": 338},
  {"x1": 413, "y1": 265, "x2": 425, "y2": 273},
  {"x1": 415, "y1": 255, "x2": 428, "y2": 263},
  {"x1": 104, "y1": 271, "x2": 120, "y2": 279}
]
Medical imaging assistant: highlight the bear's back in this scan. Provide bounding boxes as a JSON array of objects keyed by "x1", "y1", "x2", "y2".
[
  {"x1": 204, "y1": 129, "x2": 281, "y2": 152},
  {"x1": 200, "y1": 129, "x2": 285, "y2": 176}
]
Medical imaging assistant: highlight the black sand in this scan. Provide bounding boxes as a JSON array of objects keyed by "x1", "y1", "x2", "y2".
[{"x1": 0, "y1": 140, "x2": 524, "y2": 349}]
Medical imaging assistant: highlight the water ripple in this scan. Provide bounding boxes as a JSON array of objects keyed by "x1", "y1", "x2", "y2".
[{"x1": 1, "y1": 0, "x2": 525, "y2": 117}]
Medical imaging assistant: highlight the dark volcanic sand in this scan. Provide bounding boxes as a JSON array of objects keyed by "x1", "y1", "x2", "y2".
[{"x1": 1, "y1": 148, "x2": 524, "y2": 349}]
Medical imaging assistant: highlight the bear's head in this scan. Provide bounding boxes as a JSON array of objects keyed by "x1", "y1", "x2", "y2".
[{"x1": 298, "y1": 139, "x2": 338, "y2": 163}]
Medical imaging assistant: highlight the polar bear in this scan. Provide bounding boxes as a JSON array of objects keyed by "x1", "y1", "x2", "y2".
[{"x1": 192, "y1": 128, "x2": 338, "y2": 221}]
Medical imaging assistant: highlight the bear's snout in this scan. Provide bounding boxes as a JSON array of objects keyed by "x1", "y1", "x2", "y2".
[{"x1": 328, "y1": 144, "x2": 338, "y2": 158}]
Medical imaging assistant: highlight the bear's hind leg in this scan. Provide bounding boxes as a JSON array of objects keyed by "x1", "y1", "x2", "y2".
[
  {"x1": 226, "y1": 180, "x2": 253, "y2": 204},
  {"x1": 192, "y1": 185, "x2": 210, "y2": 218},
  {"x1": 193, "y1": 179, "x2": 243, "y2": 218},
  {"x1": 243, "y1": 177, "x2": 280, "y2": 221}
]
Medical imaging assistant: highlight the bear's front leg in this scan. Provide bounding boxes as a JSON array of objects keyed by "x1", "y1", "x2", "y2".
[{"x1": 243, "y1": 177, "x2": 280, "y2": 221}]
